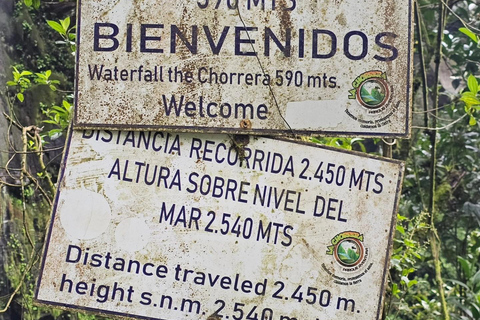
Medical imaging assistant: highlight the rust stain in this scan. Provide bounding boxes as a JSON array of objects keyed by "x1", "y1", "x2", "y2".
[
  {"x1": 239, "y1": 119, "x2": 252, "y2": 129},
  {"x1": 276, "y1": 0, "x2": 293, "y2": 40},
  {"x1": 76, "y1": 0, "x2": 411, "y2": 137},
  {"x1": 38, "y1": 130, "x2": 405, "y2": 320},
  {"x1": 207, "y1": 314, "x2": 222, "y2": 320}
]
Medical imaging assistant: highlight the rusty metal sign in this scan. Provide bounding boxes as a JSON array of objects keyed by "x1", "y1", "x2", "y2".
[
  {"x1": 74, "y1": 0, "x2": 413, "y2": 137},
  {"x1": 36, "y1": 130, "x2": 404, "y2": 319}
]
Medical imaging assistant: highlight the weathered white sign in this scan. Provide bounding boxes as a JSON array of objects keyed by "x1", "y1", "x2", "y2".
[
  {"x1": 36, "y1": 130, "x2": 404, "y2": 319},
  {"x1": 74, "y1": 0, "x2": 413, "y2": 137}
]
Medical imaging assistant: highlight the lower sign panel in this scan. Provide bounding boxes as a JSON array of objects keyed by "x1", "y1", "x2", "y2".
[{"x1": 35, "y1": 130, "x2": 404, "y2": 320}]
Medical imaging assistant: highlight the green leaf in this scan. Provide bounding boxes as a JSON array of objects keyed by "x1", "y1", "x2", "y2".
[
  {"x1": 396, "y1": 224, "x2": 405, "y2": 235},
  {"x1": 447, "y1": 279, "x2": 470, "y2": 290},
  {"x1": 462, "y1": 92, "x2": 477, "y2": 98},
  {"x1": 17, "y1": 93, "x2": 24, "y2": 102},
  {"x1": 459, "y1": 27, "x2": 479, "y2": 43},
  {"x1": 471, "y1": 270, "x2": 480, "y2": 291},
  {"x1": 51, "y1": 106, "x2": 67, "y2": 113},
  {"x1": 458, "y1": 256, "x2": 472, "y2": 278},
  {"x1": 35, "y1": 72, "x2": 47, "y2": 79},
  {"x1": 392, "y1": 283, "x2": 400, "y2": 298},
  {"x1": 310, "y1": 137, "x2": 323, "y2": 144},
  {"x1": 62, "y1": 100, "x2": 71, "y2": 109},
  {"x1": 402, "y1": 268, "x2": 415, "y2": 276},
  {"x1": 467, "y1": 75, "x2": 479, "y2": 94},
  {"x1": 469, "y1": 116, "x2": 477, "y2": 126},
  {"x1": 43, "y1": 120, "x2": 59, "y2": 125},
  {"x1": 61, "y1": 17, "x2": 71, "y2": 32},
  {"x1": 461, "y1": 96, "x2": 480, "y2": 105},
  {"x1": 404, "y1": 239, "x2": 416, "y2": 248},
  {"x1": 407, "y1": 279, "x2": 418, "y2": 288},
  {"x1": 6, "y1": 81, "x2": 17, "y2": 86},
  {"x1": 48, "y1": 129, "x2": 63, "y2": 139},
  {"x1": 23, "y1": 0, "x2": 32, "y2": 7},
  {"x1": 47, "y1": 20, "x2": 65, "y2": 35}
]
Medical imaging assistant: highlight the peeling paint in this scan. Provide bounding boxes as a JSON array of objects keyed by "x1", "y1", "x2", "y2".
[
  {"x1": 36, "y1": 129, "x2": 404, "y2": 320},
  {"x1": 74, "y1": 0, "x2": 413, "y2": 138}
]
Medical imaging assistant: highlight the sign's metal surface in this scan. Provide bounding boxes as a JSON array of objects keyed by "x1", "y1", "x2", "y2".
[
  {"x1": 74, "y1": 0, "x2": 413, "y2": 137},
  {"x1": 36, "y1": 130, "x2": 404, "y2": 320}
]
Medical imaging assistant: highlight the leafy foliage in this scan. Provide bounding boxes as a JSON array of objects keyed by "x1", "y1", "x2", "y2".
[
  {"x1": 461, "y1": 75, "x2": 480, "y2": 125},
  {"x1": 2, "y1": 0, "x2": 480, "y2": 320},
  {"x1": 311, "y1": 136, "x2": 368, "y2": 153},
  {"x1": 7, "y1": 67, "x2": 33, "y2": 102},
  {"x1": 383, "y1": 0, "x2": 480, "y2": 319},
  {"x1": 41, "y1": 99, "x2": 73, "y2": 139},
  {"x1": 47, "y1": 17, "x2": 76, "y2": 53}
]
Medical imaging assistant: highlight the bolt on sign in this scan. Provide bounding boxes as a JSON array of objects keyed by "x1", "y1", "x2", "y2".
[
  {"x1": 35, "y1": 130, "x2": 404, "y2": 320},
  {"x1": 74, "y1": 0, "x2": 413, "y2": 137}
]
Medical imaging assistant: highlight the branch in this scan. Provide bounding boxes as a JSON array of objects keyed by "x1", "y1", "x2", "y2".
[
  {"x1": 427, "y1": 1, "x2": 450, "y2": 319},
  {"x1": 0, "y1": 145, "x2": 65, "y2": 154},
  {"x1": 412, "y1": 113, "x2": 468, "y2": 130},
  {"x1": 415, "y1": 1, "x2": 430, "y2": 129},
  {"x1": 0, "y1": 248, "x2": 39, "y2": 313},
  {"x1": 21, "y1": 126, "x2": 35, "y2": 248},
  {"x1": 441, "y1": 0, "x2": 480, "y2": 33}
]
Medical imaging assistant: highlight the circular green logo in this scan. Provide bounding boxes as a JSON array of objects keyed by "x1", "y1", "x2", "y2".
[
  {"x1": 334, "y1": 239, "x2": 364, "y2": 267},
  {"x1": 356, "y1": 78, "x2": 390, "y2": 109}
]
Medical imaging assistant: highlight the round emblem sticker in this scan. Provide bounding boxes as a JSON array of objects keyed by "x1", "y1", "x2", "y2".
[
  {"x1": 326, "y1": 231, "x2": 371, "y2": 279},
  {"x1": 334, "y1": 238, "x2": 365, "y2": 267},
  {"x1": 356, "y1": 78, "x2": 390, "y2": 109}
]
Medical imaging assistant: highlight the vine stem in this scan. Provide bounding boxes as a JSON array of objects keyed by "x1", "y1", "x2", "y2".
[
  {"x1": 428, "y1": 1, "x2": 450, "y2": 319},
  {"x1": 415, "y1": 1, "x2": 429, "y2": 129},
  {"x1": 0, "y1": 248, "x2": 38, "y2": 313},
  {"x1": 21, "y1": 126, "x2": 35, "y2": 248}
]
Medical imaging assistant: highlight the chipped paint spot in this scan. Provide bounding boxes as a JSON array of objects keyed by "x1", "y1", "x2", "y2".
[
  {"x1": 37, "y1": 130, "x2": 405, "y2": 320},
  {"x1": 74, "y1": 0, "x2": 413, "y2": 138}
]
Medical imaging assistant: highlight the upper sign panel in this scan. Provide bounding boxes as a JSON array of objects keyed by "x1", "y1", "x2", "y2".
[{"x1": 74, "y1": 0, "x2": 413, "y2": 137}]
